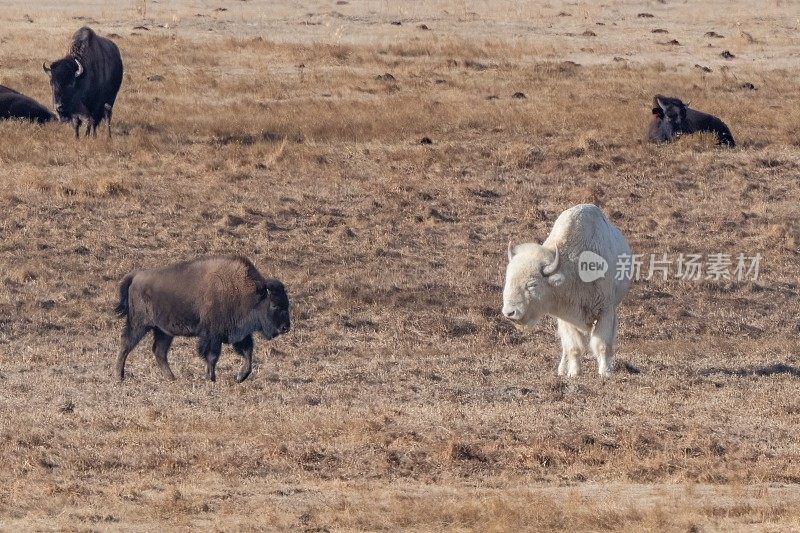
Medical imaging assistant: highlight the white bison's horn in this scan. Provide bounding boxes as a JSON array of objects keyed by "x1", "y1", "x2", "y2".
[
  {"x1": 507, "y1": 240, "x2": 515, "y2": 261},
  {"x1": 74, "y1": 59, "x2": 84, "y2": 77},
  {"x1": 541, "y1": 246, "x2": 559, "y2": 276}
]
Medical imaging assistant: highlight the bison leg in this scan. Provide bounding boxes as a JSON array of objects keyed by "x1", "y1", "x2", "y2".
[
  {"x1": 104, "y1": 103, "x2": 113, "y2": 138},
  {"x1": 116, "y1": 321, "x2": 149, "y2": 381},
  {"x1": 84, "y1": 118, "x2": 94, "y2": 138},
  {"x1": 197, "y1": 336, "x2": 222, "y2": 382},
  {"x1": 72, "y1": 117, "x2": 82, "y2": 139},
  {"x1": 557, "y1": 319, "x2": 586, "y2": 377},
  {"x1": 152, "y1": 329, "x2": 175, "y2": 381},
  {"x1": 590, "y1": 312, "x2": 617, "y2": 378},
  {"x1": 232, "y1": 335, "x2": 254, "y2": 383}
]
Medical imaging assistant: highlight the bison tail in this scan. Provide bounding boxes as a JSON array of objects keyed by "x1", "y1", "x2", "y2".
[
  {"x1": 115, "y1": 272, "x2": 136, "y2": 317},
  {"x1": 724, "y1": 135, "x2": 736, "y2": 148}
]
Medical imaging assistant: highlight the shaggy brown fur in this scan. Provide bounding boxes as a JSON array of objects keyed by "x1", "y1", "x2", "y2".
[{"x1": 114, "y1": 256, "x2": 290, "y2": 383}]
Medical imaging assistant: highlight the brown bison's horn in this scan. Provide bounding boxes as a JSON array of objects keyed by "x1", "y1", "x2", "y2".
[
  {"x1": 256, "y1": 281, "x2": 271, "y2": 300},
  {"x1": 541, "y1": 246, "x2": 559, "y2": 276},
  {"x1": 74, "y1": 59, "x2": 84, "y2": 77},
  {"x1": 42, "y1": 61, "x2": 51, "y2": 73}
]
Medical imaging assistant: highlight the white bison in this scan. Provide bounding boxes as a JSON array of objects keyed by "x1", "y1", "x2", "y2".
[{"x1": 502, "y1": 204, "x2": 632, "y2": 377}]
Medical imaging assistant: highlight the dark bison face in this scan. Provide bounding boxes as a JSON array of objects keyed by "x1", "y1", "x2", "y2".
[
  {"x1": 43, "y1": 59, "x2": 84, "y2": 121},
  {"x1": 652, "y1": 95, "x2": 687, "y2": 141},
  {"x1": 255, "y1": 280, "x2": 291, "y2": 340}
]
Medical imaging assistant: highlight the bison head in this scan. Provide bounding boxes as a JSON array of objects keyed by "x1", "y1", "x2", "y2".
[
  {"x1": 253, "y1": 278, "x2": 291, "y2": 340},
  {"x1": 650, "y1": 95, "x2": 688, "y2": 141},
  {"x1": 502, "y1": 242, "x2": 564, "y2": 326},
  {"x1": 42, "y1": 58, "x2": 85, "y2": 121}
]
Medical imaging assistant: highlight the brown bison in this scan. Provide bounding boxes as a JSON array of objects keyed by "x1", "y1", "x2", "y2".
[
  {"x1": 114, "y1": 256, "x2": 291, "y2": 383},
  {"x1": 647, "y1": 95, "x2": 735, "y2": 147}
]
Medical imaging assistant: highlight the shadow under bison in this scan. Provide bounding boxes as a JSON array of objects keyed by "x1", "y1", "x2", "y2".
[{"x1": 700, "y1": 363, "x2": 800, "y2": 377}]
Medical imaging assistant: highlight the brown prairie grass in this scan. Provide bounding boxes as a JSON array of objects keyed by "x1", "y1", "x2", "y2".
[{"x1": 0, "y1": 0, "x2": 799, "y2": 531}]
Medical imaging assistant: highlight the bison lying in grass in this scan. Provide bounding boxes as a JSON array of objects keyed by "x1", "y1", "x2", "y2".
[
  {"x1": 0, "y1": 85, "x2": 54, "y2": 123},
  {"x1": 647, "y1": 94, "x2": 736, "y2": 147},
  {"x1": 114, "y1": 256, "x2": 290, "y2": 383}
]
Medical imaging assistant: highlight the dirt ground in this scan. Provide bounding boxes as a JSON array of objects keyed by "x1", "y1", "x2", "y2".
[{"x1": 0, "y1": 0, "x2": 798, "y2": 531}]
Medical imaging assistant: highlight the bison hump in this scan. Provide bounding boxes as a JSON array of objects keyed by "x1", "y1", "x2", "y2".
[{"x1": 70, "y1": 26, "x2": 97, "y2": 56}]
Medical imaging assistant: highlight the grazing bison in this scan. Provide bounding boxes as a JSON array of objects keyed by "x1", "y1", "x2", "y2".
[
  {"x1": 0, "y1": 85, "x2": 54, "y2": 123},
  {"x1": 647, "y1": 94, "x2": 735, "y2": 147},
  {"x1": 503, "y1": 204, "x2": 632, "y2": 377},
  {"x1": 43, "y1": 27, "x2": 123, "y2": 138},
  {"x1": 114, "y1": 256, "x2": 291, "y2": 383}
]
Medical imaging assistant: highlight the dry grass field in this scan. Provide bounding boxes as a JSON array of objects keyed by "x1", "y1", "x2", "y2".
[{"x1": 0, "y1": 0, "x2": 799, "y2": 530}]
